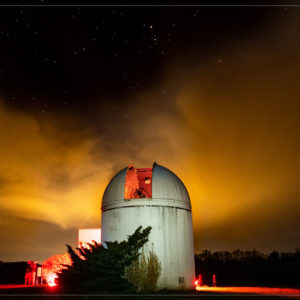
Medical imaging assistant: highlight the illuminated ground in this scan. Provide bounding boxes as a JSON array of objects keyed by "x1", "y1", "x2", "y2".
[
  {"x1": 1, "y1": 285, "x2": 300, "y2": 297},
  {"x1": 196, "y1": 286, "x2": 300, "y2": 296},
  {"x1": 0, "y1": 285, "x2": 37, "y2": 289}
]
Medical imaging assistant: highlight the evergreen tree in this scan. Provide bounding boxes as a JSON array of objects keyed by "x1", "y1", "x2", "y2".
[{"x1": 57, "y1": 226, "x2": 151, "y2": 292}]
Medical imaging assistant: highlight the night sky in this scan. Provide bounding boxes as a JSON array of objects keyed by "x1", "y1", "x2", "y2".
[{"x1": 1, "y1": 2, "x2": 300, "y2": 262}]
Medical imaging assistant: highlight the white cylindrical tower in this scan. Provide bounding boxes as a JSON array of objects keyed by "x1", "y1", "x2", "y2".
[{"x1": 101, "y1": 163, "x2": 195, "y2": 289}]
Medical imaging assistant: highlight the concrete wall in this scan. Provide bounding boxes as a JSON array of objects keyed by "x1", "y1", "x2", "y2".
[{"x1": 101, "y1": 205, "x2": 195, "y2": 290}]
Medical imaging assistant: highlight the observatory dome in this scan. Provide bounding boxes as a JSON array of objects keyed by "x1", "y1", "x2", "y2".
[
  {"x1": 102, "y1": 163, "x2": 191, "y2": 212},
  {"x1": 101, "y1": 162, "x2": 195, "y2": 289}
]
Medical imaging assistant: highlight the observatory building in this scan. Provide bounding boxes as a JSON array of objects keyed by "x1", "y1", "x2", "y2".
[{"x1": 101, "y1": 163, "x2": 195, "y2": 289}]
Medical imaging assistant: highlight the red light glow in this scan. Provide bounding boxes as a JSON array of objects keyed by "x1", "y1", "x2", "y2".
[
  {"x1": 42, "y1": 253, "x2": 71, "y2": 287},
  {"x1": 46, "y1": 273, "x2": 57, "y2": 287}
]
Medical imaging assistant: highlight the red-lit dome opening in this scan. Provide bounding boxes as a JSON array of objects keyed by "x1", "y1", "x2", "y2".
[
  {"x1": 102, "y1": 162, "x2": 191, "y2": 212},
  {"x1": 124, "y1": 165, "x2": 152, "y2": 199}
]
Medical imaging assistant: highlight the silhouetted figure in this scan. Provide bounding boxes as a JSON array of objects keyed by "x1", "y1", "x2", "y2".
[
  {"x1": 212, "y1": 274, "x2": 217, "y2": 287},
  {"x1": 25, "y1": 261, "x2": 37, "y2": 285},
  {"x1": 198, "y1": 274, "x2": 203, "y2": 286}
]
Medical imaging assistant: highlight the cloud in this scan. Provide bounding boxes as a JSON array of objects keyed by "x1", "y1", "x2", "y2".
[
  {"x1": 2, "y1": 11, "x2": 300, "y2": 261},
  {"x1": 165, "y1": 14, "x2": 300, "y2": 252},
  {"x1": 0, "y1": 212, "x2": 77, "y2": 262},
  {"x1": 0, "y1": 102, "x2": 109, "y2": 229}
]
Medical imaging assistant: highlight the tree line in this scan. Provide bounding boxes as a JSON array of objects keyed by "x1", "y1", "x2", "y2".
[{"x1": 195, "y1": 249, "x2": 300, "y2": 286}]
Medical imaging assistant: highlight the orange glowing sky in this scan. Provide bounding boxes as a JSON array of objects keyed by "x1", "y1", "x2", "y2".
[{"x1": 1, "y1": 8, "x2": 300, "y2": 262}]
